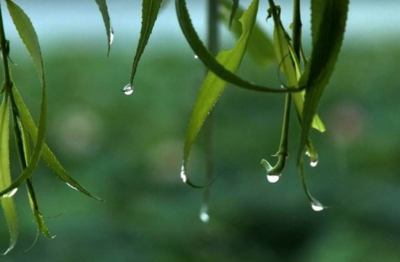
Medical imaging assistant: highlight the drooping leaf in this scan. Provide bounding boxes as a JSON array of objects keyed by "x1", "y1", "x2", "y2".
[
  {"x1": 95, "y1": 0, "x2": 113, "y2": 55},
  {"x1": 299, "y1": 160, "x2": 325, "y2": 211},
  {"x1": 220, "y1": 0, "x2": 275, "y2": 67},
  {"x1": 11, "y1": 87, "x2": 102, "y2": 201},
  {"x1": 130, "y1": 0, "x2": 163, "y2": 87},
  {"x1": 229, "y1": 0, "x2": 239, "y2": 28},
  {"x1": 182, "y1": 0, "x2": 260, "y2": 187},
  {"x1": 297, "y1": 0, "x2": 349, "y2": 164},
  {"x1": 3, "y1": 0, "x2": 47, "y2": 196},
  {"x1": 0, "y1": 93, "x2": 18, "y2": 255},
  {"x1": 175, "y1": 0, "x2": 303, "y2": 94}
]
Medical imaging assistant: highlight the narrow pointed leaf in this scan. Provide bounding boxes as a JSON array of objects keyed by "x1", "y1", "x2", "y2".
[
  {"x1": 175, "y1": 0, "x2": 304, "y2": 94},
  {"x1": 130, "y1": 0, "x2": 163, "y2": 86},
  {"x1": 11, "y1": 87, "x2": 102, "y2": 201},
  {"x1": 3, "y1": 0, "x2": 47, "y2": 195},
  {"x1": 299, "y1": 160, "x2": 325, "y2": 211},
  {"x1": 0, "y1": 94, "x2": 18, "y2": 255},
  {"x1": 220, "y1": 0, "x2": 275, "y2": 67},
  {"x1": 297, "y1": 0, "x2": 349, "y2": 164},
  {"x1": 182, "y1": 0, "x2": 260, "y2": 186},
  {"x1": 229, "y1": 0, "x2": 239, "y2": 28},
  {"x1": 95, "y1": 0, "x2": 113, "y2": 55}
]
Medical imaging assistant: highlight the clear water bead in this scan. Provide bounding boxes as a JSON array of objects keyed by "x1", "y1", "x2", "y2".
[
  {"x1": 311, "y1": 203, "x2": 324, "y2": 212},
  {"x1": 180, "y1": 165, "x2": 187, "y2": 183},
  {"x1": 194, "y1": 55, "x2": 199, "y2": 59},
  {"x1": 123, "y1": 84, "x2": 134, "y2": 95},
  {"x1": 199, "y1": 205, "x2": 210, "y2": 223},
  {"x1": 310, "y1": 160, "x2": 318, "y2": 167},
  {"x1": 110, "y1": 27, "x2": 115, "y2": 45},
  {"x1": 267, "y1": 174, "x2": 280, "y2": 183}
]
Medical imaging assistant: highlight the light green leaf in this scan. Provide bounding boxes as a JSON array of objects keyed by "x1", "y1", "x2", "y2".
[
  {"x1": 11, "y1": 87, "x2": 102, "y2": 201},
  {"x1": 220, "y1": 0, "x2": 275, "y2": 67},
  {"x1": 130, "y1": 0, "x2": 163, "y2": 86},
  {"x1": 0, "y1": 93, "x2": 18, "y2": 255},
  {"x1": 3, "y1": 0, "x2": 47, "y2": 196},
  {"x1": 95, "y1": 0, "x2": 113, "y2": 55},
  {"x1": 181, "y1": 0, "x2": 260, "y2": 187},
  {"x1": 297, "y1": 0, "x2": 349, "y2": 164},
  {"x1": 175, "y1": 0, "x2": 303, "y2": 94}
]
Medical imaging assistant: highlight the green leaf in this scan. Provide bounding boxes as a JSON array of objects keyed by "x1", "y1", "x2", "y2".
[
  {"x1": 175, "y1": 0, "x2": 303, "y2": 94},
  {"x1": 299, "y1": 160, "x2": 325, "y2": 211},
  {"x1": 297, "y1": 0, "x2": 349, "y2": 164},
  {"x1": 130, "y1": 0, "x2": 163, "y2": 86},
  {"x1": 229, "y1": 0, "x2": 239, "y2": 28},
  {"x1": 220, "y1": 0, "x2": 275, "y2": 67},
  {"x1": 3, "y1": 0, "x2": 47, "y2": 196},
  {"x1": 181, "y1": 0, "x2": 260, "y2": 187},
  {"x1": 0, "y1": 93, "x2": 18, "y2": 255},
  {"x1": 95, "y1": 0, "x2": 113, "y2": 55},
  {"x1": 11, "y1": 87, "x2": 102, "y2": 201}
]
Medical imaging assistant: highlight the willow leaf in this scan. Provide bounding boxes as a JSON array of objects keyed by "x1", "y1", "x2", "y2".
[
  {"x1": 95, "y1": 0, "x2": 113, "y2": 55},
  {"x1": 0, "y1": 93, "x2": 18, "y2": 255},
  {"x1": 220, "y1": 0, "x2": 275, "y2": 67},
  {"x1": 175, "y1": 0, "x2": 303, "y2": 94},
  {"x1": 299, "y1": 160, "x2": 324, "y2": 211},
  {"x1": 11, "y1": 87, "x2": 102, "y2": 201},
  {"x1": 182, "y1": 0, "x2": 259, "y2": 186},
  {"x1": 3, "y1": 0, "x2": 47, "y2": 196},
  {"x1": 130, "y1": 0, "x2": 163, "y2": 86},
  {"x1": 229, "y1": 0, "x2": 239, "y2": 28},
  {"x1": 297, "y1": 0, "x2": 349, "y2": 164}
]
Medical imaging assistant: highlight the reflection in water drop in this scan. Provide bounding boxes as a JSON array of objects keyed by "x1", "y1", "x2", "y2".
[
  {"x1": 194, "y1": 55, "x2": 199, "y2": 59},
  {"x1": 180, "y1": 165, "x2": 187, "y2": 183},
  {"x1": 267, "y1": 174, "x2": 280, "y2": 183},
  {"x1": 310, "y1": 160, "x2": 318, "y2": 167},
  {"x1": 199, "y1": 205, "x2": 210, "y2": 223},
  {"x1": 122, "y1": 84, "x2": 134, "y2": 96},
  {"x1": 305, "y1": 151, "x2": 311, "y2": 156},
  {"x1": 66, "y1": 183, "x2": 78, "y2": 191},
  {"x1": 110, "y1": 27, "x2": 115, "y2": 45},
  {"x1": 2, "y1": 188, "x2": 18, "y2": 198},
  {"x1": 311, "y1": 203, "x2": 324, "y2": 212}
]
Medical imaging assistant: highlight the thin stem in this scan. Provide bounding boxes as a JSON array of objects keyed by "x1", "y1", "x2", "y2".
[
  {"x1": 292, "y1": 0, "x2": 302, "y2": 59},
  {"x1": 0, "y1": 2, "x2": 12, "y2": 90}
]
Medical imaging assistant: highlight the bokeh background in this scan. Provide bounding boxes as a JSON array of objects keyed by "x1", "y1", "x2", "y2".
[{"x1": 1, "y1": 0, "x2": 400, "y2": 261}]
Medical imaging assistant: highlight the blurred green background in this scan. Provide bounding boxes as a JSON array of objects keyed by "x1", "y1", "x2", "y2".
[{"x1": 1, "y1": 0, "x2": 400, "y2": 261}]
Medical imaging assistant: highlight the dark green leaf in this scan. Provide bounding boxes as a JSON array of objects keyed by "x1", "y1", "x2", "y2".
[
  {"x1": 175, "y1": 0, "x2": 304, "y2": 94},
  {"x1": 0, "y1": 93, "x2": 18, "y2": 255},
  {"x1": 299, "y1": 160, "x2": 325, "y2": 211},
  {"x1": 95, "y1": 0, "x2": 113, "y2": 55},
  {"x1": 3, "y1": 0, "x2": 47, "y2": 196},
  {"x1": 297, "y1": 0, "x2": 349, "y2": 164},
  {"x1": 130, "y1": 0, "x2": 163, "y2": 86},
  {"x1": 220, "y1": 0, "x2": 275, "y2": 67},
  {"x1": 182, "y1": 0, "x2": 260, "y2": 187},
  {"x1": 229, "y1": 0, "x2": 239, "y2": 28},
  {"x1": 11, "y1": 87, "x2": 102, "y2": 201}
]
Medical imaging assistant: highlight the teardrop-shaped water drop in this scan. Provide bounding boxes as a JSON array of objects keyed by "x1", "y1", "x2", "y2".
[
  {"x1": 194, "y1": 55, "x2": 199, "y2": 59},
  {"x1": 180, "y1": 164, "x2": 187, "y2": 183},
  {"x1": 311, "y1": 202, "x2": 324, "y2": 212},
  {"x1": 2, "y1": 188, "x2": 18, "y2": 198},
  {"x1": 310, "y1": 160, "x2": 318, "y2": 167},
  {"x1": 267, "y1": 174, "x2": 280, "y2": 183},
  {"x1": 66, "y1": 183, "x2": 78, "y2": 191},
  {"x1": 199, "y1": 205, "x2": 210, "y2": 223},
  {"x1": 110, "y1": 27, "x2": 115, "y2": 45},
  {"x1": 122, "y1": 84, "x2": 134, "y2": 96}
]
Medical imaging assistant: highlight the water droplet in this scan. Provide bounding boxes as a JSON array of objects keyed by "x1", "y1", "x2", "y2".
[
  {"x1": 66, "y1": 183, "x2": 78, "y2": 191},
  {"x1": 310, "y1": 160, "x2": 318, "y2": 167},
  {"x1": 2, "y1": 188, "x2": 18, "y2": 198},
  {"x1": 110, "y1": 27, "x2": 115, "y2": 45},
  {"x1": 305, "y1": 151, "x2": 311, "y2": 157},
  {"x1": 122, "y1": 84, "x2": 134, "y2": 96},
  {"x1": 267, "y1": 174, "x2": 280, "y2": 183},
  {"x1": 194, "y1": 55, "x2": 199, "y2": 59},
  {"x1": 199, "y1": 205, "x2": 210, "y2": 223},
  {"x1": 180, "y1": 165, "x2": 187, "y2": 183},
  {"x1": 311, "y1": 202, "x2": 324, "y2": 212}
]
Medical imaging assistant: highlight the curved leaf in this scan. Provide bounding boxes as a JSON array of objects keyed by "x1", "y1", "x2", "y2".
[
  {"x1": 175, "y1": 0, "x2": 304, "y2": 94},
  {"x1": 297, "y1": 0, "x2": 349, "y2": 164},
  {"x1": 3, "y1": 0, "x2": 47, "y2": 196},
  {"x1": 95, "y1": 0, "x2": 113, "y2": 55},
  {"x1": 11, "y1": 87, "x2": 102, "y2": 201},
  {"x1": 220, "y1": 0, "x2": 275, "y2": 67},
  {"x1": 229, "y1": 0, "x2": 239, "y2": 28},
  {"x1": 130, "y1": 0, "x2": 163, "y2": 86},
  {"x1": 0, "y1": 93, "x2": 18, "y2": 255},
  {"x1": 299, "y1": 160, "x2": 325, "y2": 211},
  {"x1": 182, "y1": 0, "x2": 260, "y2": 187}
]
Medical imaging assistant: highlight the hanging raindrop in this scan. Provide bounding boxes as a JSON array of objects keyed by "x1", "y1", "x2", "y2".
[
  {"x1": 180, "y1": 164, "x2": 187, "y2": 183},
  {"x1": 199, "y1": 205, "x2": 210, "y2": 223},
  {"x1": 194, "y1": 55, "x2": 199, "y2": 59},
  {"x1": 267, "y1": 174, "x2": 280, "y2": 183},
  {"x1": 2, "y1": 188, "x2": 18, "y2": 198},
  {"x1": 122, "y1": 84, "x2": 134, "y2": 95},
  {"x1": 311, "y1": 202, "x2": 324, "y2": 212},
  {"x1": 110, "y1": 27, "x2": 115, "y2": 45},
  {"x1": 310, "y1": 160, "x2": 318, "y2": 167}
]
